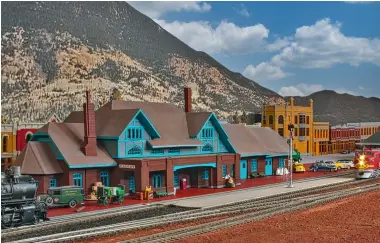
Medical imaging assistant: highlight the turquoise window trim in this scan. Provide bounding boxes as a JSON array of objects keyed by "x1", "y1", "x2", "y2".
[
  {"x1": 148, "y1": 143, "x2": 203, "y2": 148},
  {"x1": 201, "y1": 169, "x2": 209, "y2": 180},
  {"x1": 127, "y1": 145, "x2": 143, "y2": 155},
  {"x1": 73, "y1": 173, "x2": 83, "y2": 187},
  {"x1": 201, "y1": 143, "x2": 213, "y2": 152},
  {"x1": 118, "y1": 110, "x2": 161, "y2": 141},
  {"x1": 129, "y1": 173, "x2": 135, "y2": 191},
  {"x1": 49, "y1": 178, "x2": 57, "y2": 188},
  {"x1": 222, "y1": 165, "x2": 227, "y2": 177},
  {"x1": 168, "y1": 148, "x2": 180, "y2": 154},
  {"x1": 174, "y1": 171, "x2": 179, "y2": 187},
  {"x1": 174, "y1": 163, "x2": 216, "y2": 171},
  {"x1": 152, "y1": 172, "x2": 163, "y2": 188},
  {"x1": 195, "y1": 113, "x2": 237, "y2": 154},
  {"x1": 279, "y1": 158, "x2": 285, "y2": 168},
  {"x1": 100, "y1": 171, "x2": 109, "y2": 186},
  {"x1": 251, "y1": 159, "x2": 258, "y2": 172},
  {"x1": 151, "y1": 148, "x2": 164, "y2": 154}
]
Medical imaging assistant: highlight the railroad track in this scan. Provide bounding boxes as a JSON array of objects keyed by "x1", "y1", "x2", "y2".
[
  {"x1": 2, "y1": 171, "x2": 353, "y2": 235},
  {"x1": 5, "y1": 178, "x2": 379, "y2": 243}
]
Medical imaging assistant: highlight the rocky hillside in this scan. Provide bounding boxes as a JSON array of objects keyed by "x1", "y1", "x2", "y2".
[
  {"x1": 1, "y1": 1, "x2": 278, "y2": 123},
  {"x1": 289, "y1": 91, "x2": 380, "y2": 125}
]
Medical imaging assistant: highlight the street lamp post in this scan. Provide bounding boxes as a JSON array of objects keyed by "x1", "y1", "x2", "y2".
[{"x1": 288, "y1": 123, "x2": 294, "y2": 188}]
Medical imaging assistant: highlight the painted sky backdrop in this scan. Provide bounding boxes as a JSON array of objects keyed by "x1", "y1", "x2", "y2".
[{"x1": 129, "y1": 1, "x2": 380, "y2": 98}]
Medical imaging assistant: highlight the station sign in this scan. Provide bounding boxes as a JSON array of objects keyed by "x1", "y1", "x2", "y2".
[{"x1": 119, "y1": 164, "x2": 135, "y2": 169}]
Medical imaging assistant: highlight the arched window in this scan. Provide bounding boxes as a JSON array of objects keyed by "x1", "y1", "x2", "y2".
[
  {"x1": 2, "y1": 136, "x2": 8, "y2": 152},
  {"x1": 73, "y1": 173, "x2": 83, "y2": 187},
  {"x1": 278, "y1": 115, "x2": 284, "y2": 124},
  {"x1": 202, "y1": 143, "x2": 213, "y2": 152},
  {"x1": 26, "y1": 133, "x2": 33, "y2": 143},
  {"x1": 269, "y1": 115, "x2": 274, "y2": 125},
  {"x1": 127, "y1": 146, "x2": 142, "y2": 155},
  {"x1": 100, "y1": 171, "x2": 109, "y2": 186}
]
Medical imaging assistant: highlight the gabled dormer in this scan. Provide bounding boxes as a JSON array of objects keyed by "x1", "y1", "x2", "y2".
[{"x1": 187, "y1": 112, "x2": 236, "y2": 154}]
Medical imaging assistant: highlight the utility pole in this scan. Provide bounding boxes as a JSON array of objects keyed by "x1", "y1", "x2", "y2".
[{"x1": 288, "y1": 123, "x2": 295, "y2": 188}]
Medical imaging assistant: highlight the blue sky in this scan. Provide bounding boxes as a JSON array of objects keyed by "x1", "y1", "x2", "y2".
[{"x1": 129, "y1": 1, "x2": 380, "y2": 98}]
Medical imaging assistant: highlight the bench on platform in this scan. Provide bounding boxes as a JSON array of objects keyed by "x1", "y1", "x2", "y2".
[
  {"x1": 258, "y1": 172, "x2": 266, "y2": 177},
  {"x1": 154, "y1": 190, "x2": 168, "y2": 198},
  {"x1": 250, "y1": 173, "x2": 260, "y2": 178}
]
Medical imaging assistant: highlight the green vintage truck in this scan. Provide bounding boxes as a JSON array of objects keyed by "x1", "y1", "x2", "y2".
[{"x1": 39, "y1": 186, "x2": 84, "y2": 208}]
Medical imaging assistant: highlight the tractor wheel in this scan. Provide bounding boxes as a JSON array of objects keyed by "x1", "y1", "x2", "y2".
[
  {"x1": 45, "y1": 197, "x2": 54, "y2": 206},
  {"x1": 69, "y1": 199, "x2": 77, "y2": 208},
  {"x1": 103, "y1": 199, "x2": 109, "y2": 206},
  {"x1": 118, "y1": 197, "x2": 124, "y2": 205}
]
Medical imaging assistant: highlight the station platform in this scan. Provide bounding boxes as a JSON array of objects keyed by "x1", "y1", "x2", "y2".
[{"x1": 47, "y1": 170, "x2": 352, "y2": 217}]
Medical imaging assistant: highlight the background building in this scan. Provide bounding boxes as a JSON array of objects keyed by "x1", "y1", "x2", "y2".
[{"x1": 261, "y1": 97, "x2": 315, "y2": 155}]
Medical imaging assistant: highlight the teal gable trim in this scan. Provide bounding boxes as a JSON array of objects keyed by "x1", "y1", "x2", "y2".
[
  {"x1": 147, "y1": 143, "x2": 203, "y2": 149},
  {"x1": 98, "y1": 136, "x2": 118, "y2": 140},
  {"x1": 266, "y1": 154, "x2": 289, "y2": 158},
  {"x1": 241, "y1": 153, "x2": 269, "y2": 158},
  {"x1": 196, "y1": 113, "x2": 237, "y2": 154},
  {"x1": 174, "y1": 163, "x2": 216, "y2": 171},
  {"x1": 68, "y1": 163, "x2": 117, "y2": 169},
  {"x1": 121, "y1": 151, "x2": 223, "y2": 159}
]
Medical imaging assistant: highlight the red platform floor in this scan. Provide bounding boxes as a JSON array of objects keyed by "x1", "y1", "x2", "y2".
[{"x1": 47, "y1": 170, "x2": 350, "y2": 217}]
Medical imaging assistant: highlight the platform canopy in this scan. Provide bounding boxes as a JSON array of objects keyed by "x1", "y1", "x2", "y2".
[{"x1": 357, "y1": 131, "x2": 380, "y2": 146}]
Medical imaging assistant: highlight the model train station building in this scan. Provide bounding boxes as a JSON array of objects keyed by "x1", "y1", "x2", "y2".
[{"x1": 14, "y1": 88, "x2": 289, "y2": 195}]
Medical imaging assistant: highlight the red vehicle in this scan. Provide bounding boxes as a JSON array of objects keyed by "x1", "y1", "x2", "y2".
[{"x1": 354, "y1": 148, "x2": 380, "y2": 179}]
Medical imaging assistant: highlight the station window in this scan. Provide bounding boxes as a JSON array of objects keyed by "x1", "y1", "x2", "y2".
[
  {"x1": 129, "y1": 173, "x2": 135, "y2": 191},
  {"x1": 153, "y1": 172, "x2": 162, "y2": 188},
  {"x1": 168, "y1": 148, "x2": 180, "y2": 154},
  {"x1": 279, "y1": 158, "x2": 285, "y2": 168},
  {"x1": 201, "y1": 128, "x2": 214, "y2": 139},
  {"x1": 100, "y1": 171, "x2": 109, "y2": 186},
  {"x1": 151, "y1": 148, "x2": 164, "y2": 155},
  {"x1": 202, "y1": 143, "x2": 213, "y2": 152},
  {"x1": 269, "y1": 115, "x2": 274, "y2": 125},
  {"x1": 222, "y1": 165, "x2": 227, "y2": 177},
  {"x1": 127, "y1": 146, "x2": 143, "y2": 155},
  {"x1": 230, "y1": 165, "x2": 234, "y2": 177},
  {"x1": 202, "y1": 169, "x2": 209, "y2": 180},
  {"x1": 174, "y1": 171, "x2": 179, "y2": 187},
  {"x1": 127, "y1": 127, "x2": 143, "y2": 140},
  {"x1": 49, "y1": 178, "x2": 57, "y2": 188},
  {"x1": 251, "y1": 159, "x2": 258, "y2": 172},
  {"x1": 73, "y1": 173, "x2": 83, "y2": 187}
]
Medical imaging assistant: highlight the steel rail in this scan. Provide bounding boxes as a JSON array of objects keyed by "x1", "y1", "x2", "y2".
[{"x1": 7, "y1": 182, "x2": 379, "y2": 243}]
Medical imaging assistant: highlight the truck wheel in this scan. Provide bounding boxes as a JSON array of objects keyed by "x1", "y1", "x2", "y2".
[
  {"x1": 45, "y1": 197, "x2": 54, "y2": 206},
  {"x1": 69, "y1": 199, "x2": 77, "y2": 208}
]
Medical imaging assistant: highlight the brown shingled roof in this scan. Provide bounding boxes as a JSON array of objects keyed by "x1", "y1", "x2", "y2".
[
  {"x1": 222, "y1": 124, "x2": 288, "y2": 156},
  {"x1": 186, "y1": 112, "x2": 212, "y2": 137},
  {"x1": 222, "y1": 124, "x2": 268, "y2": 155},
  {"x1": 47, "y1": 123, "x2": 116, "y2": 167},
  {"x1": 97, "y1": 100, "x2": 203, "y2": 147},
  {"x1": 248, "y1": 127, "x2": 288, "y2": 155},
  {"x1": 14, "y1": 142, "x2": 63, "y2": 174}
]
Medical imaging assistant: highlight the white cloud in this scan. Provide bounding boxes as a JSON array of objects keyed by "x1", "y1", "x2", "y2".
[
  {"x1": 344, "y1": 1, "x2": 371, "y2": 4},
  {"x1": 235, "y1": 4, "x2": 250, "y2": 17},
  {"x1": 243, "y1": 62, "x2": 289, "y2": 82},
  {"x1": 128, "y1": 1, "x2": 211, "y2": 18},
  {"x1": 155, "y1": 20, "x2": 269, "y2": 55},
  {"x1": 278, "y1": 83, "x2": 355, "y2": 97},
  {"x1": 266, "y1": 37, "x2": 292, "y2": 52},
  {"x1": 270, "y1": 18, "x2": 380, "y2": 68},
  {"x1": 358, "y1": 86, "x2": 365, "y2": 90}
]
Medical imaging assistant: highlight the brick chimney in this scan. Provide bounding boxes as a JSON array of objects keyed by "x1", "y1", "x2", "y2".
[
  {"x1": 184, "y1": 87, "x2": 192, "y2": 113},
  {"x1": 81, "y1": 90, "x2": 97, "y2": 156}
]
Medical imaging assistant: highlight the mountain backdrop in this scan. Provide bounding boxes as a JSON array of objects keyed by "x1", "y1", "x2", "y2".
[
  {"x1": 289, "y1": 91, "x2": 380, "y2": 125},
  {"x1": 1, "y1": 1, "x2": 379, "y2": 125}
]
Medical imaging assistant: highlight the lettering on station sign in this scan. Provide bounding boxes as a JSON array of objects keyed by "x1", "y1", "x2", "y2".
[{"x1": 119, "y1": 164, "x2": 135, "y2": 169}]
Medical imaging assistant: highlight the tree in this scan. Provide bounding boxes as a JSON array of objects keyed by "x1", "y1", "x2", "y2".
[
  {"x1": 111, "y1": 88, "x2": 122, "y2": 101},
  {"x1": 240, "y1": 111, "x2": 248, "y2": 124},
  {"x1": 232, "y1": 112, "x2": 241, "y2": 124}
]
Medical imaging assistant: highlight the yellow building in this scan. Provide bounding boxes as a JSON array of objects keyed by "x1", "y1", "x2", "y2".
[
  {"x1": 1, "y1": 123, "x2": 17, "y2": 170},
  {"x1": 261, "y1": 97, "x2": 329, "y2": 156},
  {"x1": 312, "y1": 122, "x2": 330, "y2": 155}
]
